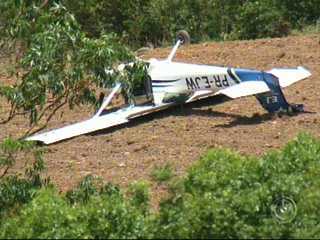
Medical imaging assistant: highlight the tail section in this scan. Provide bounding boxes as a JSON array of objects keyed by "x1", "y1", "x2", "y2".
[
  {"x1": 219, "y1": 67, "x2": 311, "y2": 113},
  {"x1": 267, "y1": 66, "x2": 311, "y2": 88},
  {"x1": 230, "y1": 66, "x2": 311, "y2": 114},
  {"x1": 256, "y1": 72, "x2": 304, "y2": 113}
]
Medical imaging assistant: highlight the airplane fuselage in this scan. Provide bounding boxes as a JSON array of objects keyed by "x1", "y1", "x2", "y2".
[{"x1": 148, "y1": 59, "x2": 239, "y2": 104}]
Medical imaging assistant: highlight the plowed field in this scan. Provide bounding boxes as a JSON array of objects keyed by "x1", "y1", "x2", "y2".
[{"x1": 1, "y1": 34, "x2": 319, "y2": 203}]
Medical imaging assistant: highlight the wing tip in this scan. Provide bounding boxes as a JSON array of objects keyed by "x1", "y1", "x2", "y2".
[{"x1": 297, "y1": 66, "x2": 312, "y2": 77}]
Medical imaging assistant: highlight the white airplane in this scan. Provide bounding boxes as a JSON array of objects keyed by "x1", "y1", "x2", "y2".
[{"x1": 26, "y1": 31, "x2": 312, "y2": 144}]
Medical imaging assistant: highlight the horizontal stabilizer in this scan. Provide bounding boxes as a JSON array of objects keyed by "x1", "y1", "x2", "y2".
[
  {"x1": 267, "y1": 66, "x2": 311, "y2": 88},
  {"x1": 216, "y1": 81, "x2": 270, "y2": 99}
]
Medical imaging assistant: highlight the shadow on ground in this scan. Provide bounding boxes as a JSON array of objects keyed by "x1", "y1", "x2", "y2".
[{"x1": 88, "y1": 95, "x2": 276, "y2": 137}]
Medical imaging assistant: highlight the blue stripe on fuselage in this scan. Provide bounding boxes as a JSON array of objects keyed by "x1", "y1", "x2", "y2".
[
  {"x1": 234, "y1": 69, "x2": 264, "y2": 82},
  {"x1": 234, "y1": 69, "x2": 292, "y2": 113}
]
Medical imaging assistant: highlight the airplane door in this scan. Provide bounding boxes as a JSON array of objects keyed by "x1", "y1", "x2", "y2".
[{"x1": 132, "y1": 75, "x2": 154, "y2": 106}]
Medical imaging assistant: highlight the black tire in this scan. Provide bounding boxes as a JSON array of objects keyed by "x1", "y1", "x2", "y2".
[{"x1": 176, "y1": 30, "x2": 191, "y2": 45}]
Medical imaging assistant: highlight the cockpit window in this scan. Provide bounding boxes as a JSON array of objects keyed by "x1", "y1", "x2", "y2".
[
  {"x1": 129, "y1": 76, "x2": 153, "y2": 106},
  {"x1": 96, "y1": 84, "x2": 129, "y2": 116},
  {"x1": 98, "y1": 76, "x2": 154, "y2": 115}
]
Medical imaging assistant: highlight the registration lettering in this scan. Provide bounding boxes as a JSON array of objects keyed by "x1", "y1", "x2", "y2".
[
  {"x1": 186, "y1": 75, "x2": 230, "y2": 90},
  {"x1": 186, "y1": 77, "x2": 200, "y2": 90}
]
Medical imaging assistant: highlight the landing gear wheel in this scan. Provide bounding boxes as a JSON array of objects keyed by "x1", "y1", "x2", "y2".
[{"x1": 176, "y1": 30, "x2": 191, "y2": 45}]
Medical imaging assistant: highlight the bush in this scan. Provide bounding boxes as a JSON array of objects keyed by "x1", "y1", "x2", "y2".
[
  {"x1": 61, "y1": 0, "x2": 320, "y2": 46},
  {"x1": 276, "y1": 0, "x2": 320, "y2": 28},
  {"x1": 151, "y1": 163, "x2": 174, "y2": 183},
  {"x1": 2, "y1": 0, "x2": 320, "y2": 48},
  {"x1": 0, "y1": 177, "x2": 38, "y2": 218},
  {"x1": 0, "y1": 186, "x2": 149, "y2": 239},
  {"x1": 232, "y1": 0, "x2": 291, "y2": 40},
  {"x1": 0, "y1": 188, "x2": 84, "y2": 239},
  {"x1": 63, "y1": 0, "x2": 243, "y2": 46},
  {"x1": 128, "y1": 181, "x2": 150, "y2": 214},
  {"x1": 83, "y1": 192, "x2": 148, "y2": 238},
  {"x1": 154, "y1": 133, "x2": 320, "y2": 238},
  {"x1": 1, "y1": 133, "x2": 320, "y2": 238},
  {"x1": 66, "y1": 175, "x2": 103, "y2": 204},
  {"x1": 0, "y1": 138, "x2": 48, "y2": 219}
]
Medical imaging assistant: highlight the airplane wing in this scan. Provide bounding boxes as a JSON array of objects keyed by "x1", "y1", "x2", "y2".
[
  {"x1": 185, "y1": 81, "x2": 271, "y2": 102},
  {"x1": 26, "y1": 113, "x2": 129, "y2": 144},
  {"x1": 215, "y1": 81, "x2": 270, "y2": 99},
  {"x1": 25, "y1": 104, "x2": 175, "y2": 144}
]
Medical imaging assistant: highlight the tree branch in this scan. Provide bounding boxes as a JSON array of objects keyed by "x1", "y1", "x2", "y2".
[
  {"x1": 40, "y1": 0, "x2": 49, "y2": 9},
  {"x1": 23, "y1": 97, "x2": 68, "y2": 137},
  {"x1": 0, "y1": 166, "x2": 10, "y2": 179}
]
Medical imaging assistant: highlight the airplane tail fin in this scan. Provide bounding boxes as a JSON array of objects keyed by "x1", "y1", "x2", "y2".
[
  {"x1": 256, "y1": 72, "x2": 304, "y2": 113},
  {"x1": 220, "y1": 67, "x2": 311, "y2": 114}
]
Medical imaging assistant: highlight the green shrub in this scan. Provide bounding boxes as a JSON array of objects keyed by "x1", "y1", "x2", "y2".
[
  {"x1": 3, "y1": 0, "x2": 320, "y2": 48},
  {"x1": 0, "y1": 177, "x2": 38, "y2": 218},
  {"x1": 128, "y1": 181, "x2": 150, "y2": 214},
  {"x1": 291, "y1": 23, "x2": 320, "y2": 35},
  {"x1": 66, "y1": 175, "x2": 123, "y2": 205},
  {"x1": 0, "y1": 188, "x2": 88, "y2": 239},
  {"x1": 154, "y1": 133, "x2": 320, "y2": 238},
  {"x1": 62, "y1": 0, "x2": 320, "y2": 46},
  {"x1": 232, "y1": 0, "x2": 291, "y2": 40},
  {"x1": 1, "y1": 133, "x2": 320, "y2": 239},
  {"x1": 0, "y1": 186, "x2": 149, "y2": 239},
  {"x1": 0, "y1": 138, "x2": 48, "y2": 219},
  {"x1": 277, "y1": 0, "x2": 320, "y2": 28},
  {"x1": 151, "y1": 163, "x2": 174, "y2": 183},
  {"x1": 83, "y1": 192, "x2": 148, "y2": 239},
  {"x1": 66, "y1": 175, "x2": 102, "y2": 204}
]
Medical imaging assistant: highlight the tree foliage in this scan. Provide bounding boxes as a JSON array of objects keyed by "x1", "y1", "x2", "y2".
[
  {"x1": 1, "y1": 0, "x2": 319, "y2": 49},
  {"x1": 0, "y1": 1, "x2": 148, "y2": 134},
  {"x1": 232, "y1": 0, "x2": 291, "y2": 40},
  {"x1": 61, "y1": 0, "x2": 319, "y2": 47}
]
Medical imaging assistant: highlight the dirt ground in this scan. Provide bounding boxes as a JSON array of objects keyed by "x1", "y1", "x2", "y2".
[{"x1": 1, "y1": 34, "x2": 319, "y2": 204}]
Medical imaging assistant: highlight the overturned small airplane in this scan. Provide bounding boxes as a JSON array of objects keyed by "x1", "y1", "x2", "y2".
[{"x1": 26, "y1": 31, "x2": 312, "y2": 144}]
